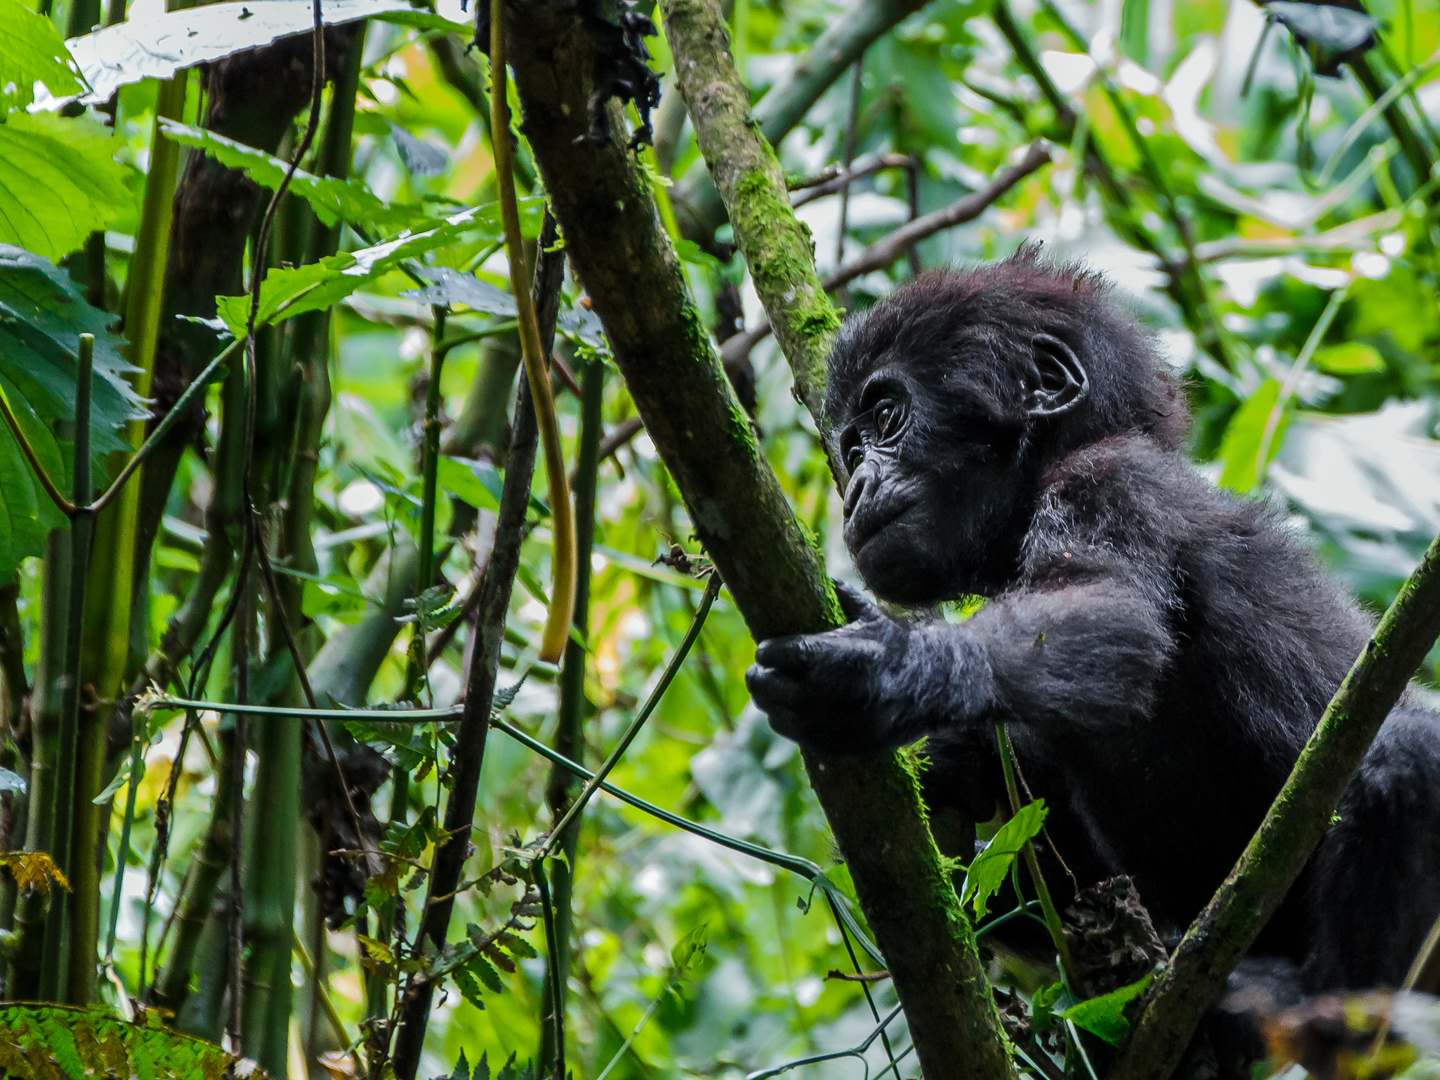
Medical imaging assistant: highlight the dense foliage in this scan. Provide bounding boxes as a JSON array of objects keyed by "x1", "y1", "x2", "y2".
[{"x1": 0, "y1": 0, "x2": 1437, "y2": 1077}]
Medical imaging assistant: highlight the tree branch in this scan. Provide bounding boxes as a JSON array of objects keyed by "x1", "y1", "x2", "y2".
[
  {"x1": 790, "y1": 152, "x2": 915, "y2": 207},
  {"x1": 1111, "y1": 530, "x2": 1440, "y2": 1080},
  {"x1": 719, "y1": 142, "x2": 1052, "y2": 367},
  {"x1": 670, "y1": 0, "x2": 932, "y2": 246},
  {"x1": 504, "y1": 2, "x2": 1016, "y2": 1077}
]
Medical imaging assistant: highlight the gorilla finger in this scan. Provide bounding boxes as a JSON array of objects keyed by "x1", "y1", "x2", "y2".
[
  {"x1": 832, "y1": 578, "x2": 882, "y2": 624},
  {"x1": 746, "y1": 664, "x2": 807, "y2": 710},
  {"x1": 763, "y1": 705, "x2": 804, "y2": 742},
  {"x1": 754, "y1": 633, "x2": 831, "y2": 671}
]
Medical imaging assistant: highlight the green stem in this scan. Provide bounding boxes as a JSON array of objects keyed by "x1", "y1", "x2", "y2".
[
  {"x1": 994, "y1": 723, "x2": 1079, "y2": 988},
  {"x1": 541, "y1": 574, "x2": 720, "y2": 855},
  {"x1": 38, "y1": 334, "x2": 94, "y2": 1003},
  {"x1": 538, "y1": 358, "x2": 603, "y2": 1076},
  {"x1": 406, "y1": 306, "x2": 448, "y2": 701}
]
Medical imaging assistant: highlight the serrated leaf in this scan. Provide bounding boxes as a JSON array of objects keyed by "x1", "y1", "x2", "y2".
[
  {"x1": 465, "y1": 953, "x2": 505, "y2": 994},
  {"x1": 401, "y1": 268, "x2": 516, "y2": 316},
  {"x1": 67, "y1": 0, "x2": 415, "y2": 103},
  {"x1": 158, "y1": 119, "x2": 429, "y2": 233},
  {"x1": 961, "y1": 800, "x2": 1047, "y2": 920},
  {"x1": 0, "y1": 0, "x2": 85, "y2": 110},
  {"x1": 495, "y1": 930, "x2": 537, "y2": 960},
  {"x1": 1062, "y1": 972, "x2": 1154, "y2": 1045},
  {"x1": 0, "y1": 246, "x2": 142, "y2": 579},
  {"x1": 213, "y1": 203, "x2": 532, "y2": 338},
  {"x1": 0, "y1": 113, "x2": 130, "y2": 261},
  {"x1": 356, "y1": 933, "x2": 395, "y2": 966},
  {"x1": 480, "y1": 942, "x2": 516, "y2": 973},
  {"x1": 0, "y1": 851, "x2": 70, "y2": 897}
]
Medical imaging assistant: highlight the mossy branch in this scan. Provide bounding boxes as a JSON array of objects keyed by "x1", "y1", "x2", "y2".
[
  {"x1": 506, "y1": 4, "x2": 1014, "y2": 1078},
  {"x1": 1111, "y1": 529, "x2": 1440, "y2": 1080}
]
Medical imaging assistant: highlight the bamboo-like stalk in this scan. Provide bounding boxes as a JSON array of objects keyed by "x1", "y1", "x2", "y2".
[
  {"x1": 38, "y1": 335, "x2": 95, "y2": 1003},
  {"x1": 67, "y1": 68, "x2": 188, "y2": 1006},
  {"x1": 539, "y1": 357, "x2": 603, "y2": 1075},
  {"x1": 489, "y1": 9, "x2": 576, "y2": 664}
]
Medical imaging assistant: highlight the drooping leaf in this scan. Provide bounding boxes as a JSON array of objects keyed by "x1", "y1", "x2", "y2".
[
  {"x1": 1062, "y1": 971, "x2": 1155, "y2": 1045},
  {"x1": 401, "y1": 267, "x2": 517, "y2": 316},
  {"x1": 435, "y1": 456, "x2": 503, "y2": 513},
  {"x1": 0, "y1": 246, "x2": 142, "y2": 579},
  {"x1": 1265, "y1": 2, "x2": 1375, "y2": 57},
  {"x1": 67, "y1": 0, "x2": 416, "y2": 104},
  {"x1": 0, "y1": 112, "x2": 130, "y2": 261},
  {"x1": 1217, "y1": 380, "x2": 1288, "y2": 493},
  {"x1": 391, "y1": 123, "x2": 449, "y2": 177},
  {"x1": 0, "y1": 0, "x2": 85, "y2": 111},
  {"x1": 961, "y1": 799, "x2": 1047, "y2": 919},
  {"x1": 158, "y1": 119, "x2": 430, "y2": 234},
  {"x1": 213, "y1": 202, "x2": 537, "y2": 338},
  {"x1": 0, "y1": 850, "x2": 70, "y2": 897}
]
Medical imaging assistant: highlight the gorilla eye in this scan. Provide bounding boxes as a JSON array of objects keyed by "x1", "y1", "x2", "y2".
[
  {"x1": 847, "y1": 444, "x2": 864, "y2": 471},
  {"x1": 875, "y1": 402, "x2": 899, "y2": 438}
]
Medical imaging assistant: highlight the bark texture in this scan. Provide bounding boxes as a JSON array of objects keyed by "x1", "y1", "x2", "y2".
[{"x1": 506, "y1": 5, "x2": 1014, "y2": 1078}]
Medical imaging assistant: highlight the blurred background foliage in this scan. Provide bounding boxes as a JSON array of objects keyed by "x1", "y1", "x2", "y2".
[{"x1": 2, "y1": 0, "x2": 1440, "y2": 1076}]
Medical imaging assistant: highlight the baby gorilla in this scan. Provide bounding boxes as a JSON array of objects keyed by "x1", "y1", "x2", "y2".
[{"x1": 746, "y1": 250, "x2": 1440, "y2": 991}]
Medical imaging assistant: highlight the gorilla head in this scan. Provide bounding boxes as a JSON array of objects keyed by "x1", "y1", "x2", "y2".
[{"x1": 825, "y1": 249, "x2": 1187, "y2": 603}]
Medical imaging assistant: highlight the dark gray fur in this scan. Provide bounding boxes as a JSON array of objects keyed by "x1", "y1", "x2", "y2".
[{"x1": 746, "y1": 249, "x2": 1440, "y2": 990}]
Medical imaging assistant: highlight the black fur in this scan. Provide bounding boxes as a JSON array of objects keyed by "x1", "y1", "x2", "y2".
[{"x1": 746, "y1": 249, "x2": 1440, "y2": 990}]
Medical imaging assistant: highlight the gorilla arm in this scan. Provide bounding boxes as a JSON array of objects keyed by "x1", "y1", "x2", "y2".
[{"x1": 746, "y1": 578, "x2": 1175, "y2": 754}]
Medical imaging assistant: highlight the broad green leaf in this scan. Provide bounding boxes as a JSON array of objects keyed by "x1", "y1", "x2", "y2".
[
  {"x1": 1062, "y1": 971, "x2": 1155, "y2": 1045},
  {"x1": 0, "y1": 113, "x2": 130, "y2": 261},
  {"x1": 436, "y1": 456, "x2": 503, "y2": 512},
  {"x1": 158, "y1": 119, "x2": 430, "y2": 233},
  {"x1": 0, "y1": 1003, "x2": 261, "y2": 1080},
  {"x1": 67, "y1": 0, "x2": 415, "y2": 103},
  {"x1": 1217, "y1": 380, "x2": 1289, "y2": 493},
  {"x1": 402, "y1": 267, "x2": 518, "y2": 316},
  {"x1": 0, "y1": 246, "x2": 142, "y2": 579},
  {"x1": 961, "y1": 799, "x2": 1047, "y2": 919},
  {"x1": 1313, "y1": 341, "x2": 1385, "y2": 375},
  {"x1": 214, "y1": 202, "x2": 533, "y2": 338},
  {"x1": 0, "y1": 0, "x2": 85, "y2": 110}
]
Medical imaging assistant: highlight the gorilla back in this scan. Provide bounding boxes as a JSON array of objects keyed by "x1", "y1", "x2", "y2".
[{"x1": 745, "y1": 249, "x2": 1440, "y2": 991}]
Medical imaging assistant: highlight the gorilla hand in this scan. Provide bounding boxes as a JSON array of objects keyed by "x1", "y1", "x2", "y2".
[{"x1": 745, "y1": 582, "x2": 994, "y2": 753}]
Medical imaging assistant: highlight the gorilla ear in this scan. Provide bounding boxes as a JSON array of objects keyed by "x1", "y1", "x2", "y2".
[{"x1": 1023, "y1": 333, "x2": 1089, "y2": 418}]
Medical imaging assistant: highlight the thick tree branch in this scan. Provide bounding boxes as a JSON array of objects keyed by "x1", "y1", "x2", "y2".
[
  {"x1": 670, "y1": 0, "x2": 932, "y2": 246},
  {"x1": 661, "y1": 0, "x2": 843, "y2": 432},
  {"x1": 1112, "y1": 530, "x2": 1440, "y2": 1080},
  {"x1": 719, "y1": 142, "x2": 1052, "y2": 366},
  {"x1": 505, "y1": 4, "x2": 1015, "y2": 1078}
]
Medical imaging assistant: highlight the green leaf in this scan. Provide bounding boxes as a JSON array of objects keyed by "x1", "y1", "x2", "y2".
[
  {"x1": 213, "y1": 202, "x2": 533, "y2": 338},
  {"x1": 1313, "y1": 341, "x2": 1385, "y2": 375},
  {"x1": 0, "y1": 1003, "x2": 261, "y2": 1080},
  {"x1": 0, "y1": 0, "x2": 84, "y2": 111},
  {"x1": 436, "y1": 456, "x2": 503, "y2": 512},
  {"x1": 465, "y1": 952, "x2": 506, "y2": 994},
  {"x1": 1061, "y1": 971, "x2": 1155, "y2": 1046},
  {"x1": 0, "y1": 246, "x2": 142, "y2": 579},
  {"x1": 1217, "y1": 380, "x2": 1289, "y2": 493},
  {"x1": 68, "y1": 0, "x2": 415, "y2": 103},
  {"x1": 0, "y1": 766, "x2": 25, "y2": 793},
  {"x1": 158, "y1": 119, "x2": 430, "y2": 233},
  {"x1": 670, "y1": 925, "x2": 709, "y2": 973},
  {"x1": 961, "y1": 800, "x2": 1047, "y2": 920},
  {"x1": 0, "y1": 113, "x2": 130, "y2": 261},
  {"x1": 401, "y1": 267, "x2": 517, "y2": 315}
]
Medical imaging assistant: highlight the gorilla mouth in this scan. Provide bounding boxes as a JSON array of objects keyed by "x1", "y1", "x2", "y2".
[{"x1": 849, "y1": 499, "x2": 918, "y2": 556}]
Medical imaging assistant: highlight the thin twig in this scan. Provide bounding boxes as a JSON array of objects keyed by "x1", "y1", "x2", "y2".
[
  {"x1": 721, "y1": 142, "x2": 1051, "y2": 365},
  {"x1": 789, "y1": 153, "x2": 913, "y2": 205}
]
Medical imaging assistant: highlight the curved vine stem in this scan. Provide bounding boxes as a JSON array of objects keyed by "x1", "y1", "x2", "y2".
[{"x1": 490, "y1": 1, "x2": 577, "y2": 663}]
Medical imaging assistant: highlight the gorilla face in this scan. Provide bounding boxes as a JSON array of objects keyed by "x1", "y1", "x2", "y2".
[{"x1": 834, "y1": 337, "x2": 1089, "y2": 604}]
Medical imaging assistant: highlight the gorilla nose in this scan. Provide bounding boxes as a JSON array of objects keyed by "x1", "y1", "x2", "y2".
[{"x1": 843, "y1": 465, "x2": 869, "y2": 520}]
